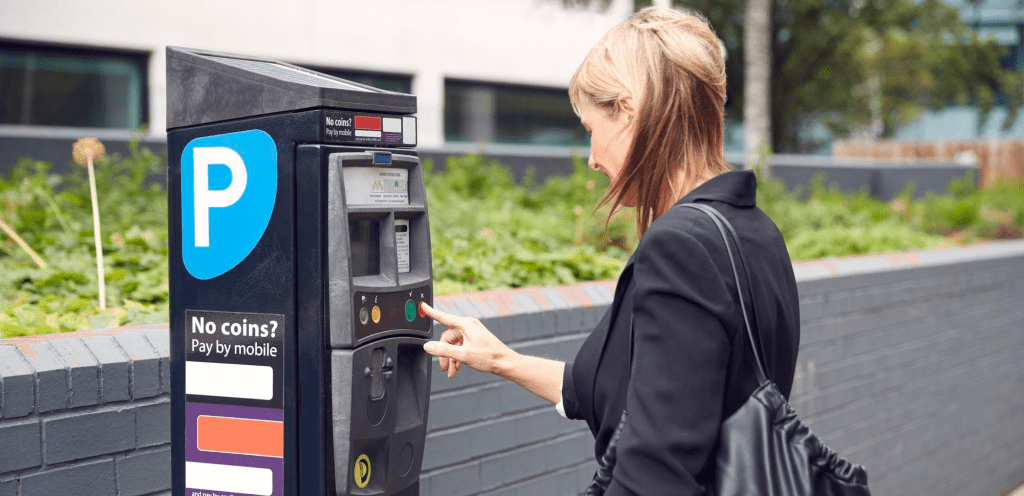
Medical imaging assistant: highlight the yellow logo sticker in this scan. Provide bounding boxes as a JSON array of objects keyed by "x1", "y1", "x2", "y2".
[{"x1": 354, "y1": 454, "x2": 371, "y2": 489}]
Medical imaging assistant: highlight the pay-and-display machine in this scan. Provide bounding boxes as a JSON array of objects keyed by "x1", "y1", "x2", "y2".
[{"x1": 167, "y1": 46, "x2": 431, "y2": 496}]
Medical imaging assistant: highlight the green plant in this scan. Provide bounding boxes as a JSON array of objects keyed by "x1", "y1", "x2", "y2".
[
  {"x1": 1, "y1": 144, "x2": 169, "y2": 336},
  {"x1": 3, "y1": 151, "x2": 1023, "y2": 337}
]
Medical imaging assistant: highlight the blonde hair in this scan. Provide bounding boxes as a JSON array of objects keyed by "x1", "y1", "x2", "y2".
[{"x1": 570, "y1": 6, "x2": 730, "y2": 237}]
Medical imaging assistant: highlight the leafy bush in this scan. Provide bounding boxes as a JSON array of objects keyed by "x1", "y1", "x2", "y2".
[
  {"x1": 2, "y1": 147, "x2": 1023, "y2": 337},
  {"x1": 1, "y1": 144, "x2": 168, "y2": 336},
  {"x1": 426, "y1": 154, "x2": 636, "y2": 295}
]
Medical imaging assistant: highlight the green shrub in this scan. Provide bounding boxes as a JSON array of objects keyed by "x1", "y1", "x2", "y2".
[
  {"x1": 1, "y1": 144, "x2": 168, "y2": 336},
  {"x1": 2, "y1": 149, "x2": 1022, "y2": 337}
]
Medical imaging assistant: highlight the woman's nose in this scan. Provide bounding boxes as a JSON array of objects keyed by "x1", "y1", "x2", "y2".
[{"x1": 588, "y1": 154, "x2": 599, "y2": 171}]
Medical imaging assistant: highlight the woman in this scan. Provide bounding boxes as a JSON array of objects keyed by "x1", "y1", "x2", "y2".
[{"x1": 419, "y1": 7, "x2": 800, "y2": 495}]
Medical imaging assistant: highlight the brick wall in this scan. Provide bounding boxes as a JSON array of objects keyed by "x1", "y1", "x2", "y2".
[
  {"x1": 0, "y1": 325, "x2": 170, "y2": 496},
  {"x1": 787, "y1": 242, "x2": 1024, "y2": 496},
  {"x1": 2, "y1": 240, "x2": 1023, "y2": 496}
]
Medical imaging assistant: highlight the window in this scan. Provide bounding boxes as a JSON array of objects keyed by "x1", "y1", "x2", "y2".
[
  {"x1": 295, "y1": 64, "x2": 412, "y2": 94},
  {"x1": 445, "y1": 80, "x2": 587, "y2": 147},
  {"x1": 0, "y1": 42, "x2": 147, "y2": 129}
]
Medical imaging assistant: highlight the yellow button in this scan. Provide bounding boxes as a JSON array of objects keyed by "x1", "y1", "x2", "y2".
[{"x1": 371, "y1": 306, "x2": 381, "y2": 324}]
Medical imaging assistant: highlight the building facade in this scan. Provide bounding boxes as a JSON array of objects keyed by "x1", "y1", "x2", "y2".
[
  {"x1": 3, "y1": 0, "x2": 1021, "y2": 169},
  {"x1": 1, "y1": 0, "x2": 640, "y2": 168}
]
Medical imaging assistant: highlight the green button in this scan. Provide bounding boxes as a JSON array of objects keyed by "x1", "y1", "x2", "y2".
[{"x1": 405, "y1": 300, "x2": 416, "y2": 322}]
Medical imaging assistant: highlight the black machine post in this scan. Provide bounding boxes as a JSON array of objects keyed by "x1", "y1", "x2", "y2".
[{"x1": 167, "y1": 46, "x2": 432, "y2": 496}]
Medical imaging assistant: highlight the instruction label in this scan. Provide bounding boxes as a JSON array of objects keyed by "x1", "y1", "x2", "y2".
[
  {"x1": 185, "y1": 309, "x2": 284, "y2": 409},
  {"x1": 184, "y1": 309, "x2": 285, "y2": 496},
  {"x1": 343, "y1": 167, "x2": 409, "y2": 206},
  {"x1": 323, "y1": 110, "x2": 413, "y2": 145},
  {"x1": 395, "y1": 219, "x2": 410, "y2": 273}
]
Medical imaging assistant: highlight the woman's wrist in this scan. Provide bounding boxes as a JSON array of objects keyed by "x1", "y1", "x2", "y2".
[{"x1": 492, "y1": 347, "x2": 521, "y2": 379}]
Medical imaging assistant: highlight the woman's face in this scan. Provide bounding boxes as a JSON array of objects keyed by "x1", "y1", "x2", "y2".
[{"x1": 577, "y1": 97, "x2": 634, "y2": 184}]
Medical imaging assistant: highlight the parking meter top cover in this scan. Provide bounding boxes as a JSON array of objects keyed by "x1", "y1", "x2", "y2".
[{"x1": 166, "y1": 46, "x2": 416, "y2": 130}]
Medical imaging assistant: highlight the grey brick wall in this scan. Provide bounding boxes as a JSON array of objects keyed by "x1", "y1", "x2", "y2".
[
  {"x1": 788, "y1": 242, "x2": 1024, "y2": 496},
  {"x1": 0, "y1": 325, "x2": 171, "y2": 496},
  {"x1": 2, "y1": 240, "x2": 1023, "y2": 496}
]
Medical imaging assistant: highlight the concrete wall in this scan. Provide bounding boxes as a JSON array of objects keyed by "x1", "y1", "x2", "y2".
[
  {"x1": 760, "y1": 154, "x2": 979, "y2": 200},
  {"x1": 0, "y1": 128, "x2": 975, "y2": 202},
  {"x1": 2, "y1": 240, "x2": 1024, "y2": 495}
]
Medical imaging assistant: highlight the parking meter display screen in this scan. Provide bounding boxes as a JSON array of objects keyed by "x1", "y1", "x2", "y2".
[{"x1": 349, "y1": 219, "x2": 379, "y2": 277}]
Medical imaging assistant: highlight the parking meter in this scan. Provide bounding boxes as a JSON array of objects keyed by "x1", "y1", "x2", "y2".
[{"x1": 167, "y1": 47, "x2": 431, "y2": 496}]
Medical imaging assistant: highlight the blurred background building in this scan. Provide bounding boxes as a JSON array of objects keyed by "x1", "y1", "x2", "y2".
[
  {"x1": 895, "y1": 0, "x2": 1024, "y2": 141},
  {"x1": 2, "y1": 0, "x2": 1024, "y2": 169},
  {"x1": 0, "y1": 0, "x2": 635, "y2": 170}
]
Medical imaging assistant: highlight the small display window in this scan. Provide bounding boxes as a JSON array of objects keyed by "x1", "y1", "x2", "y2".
[{"x1": 349, "y1": 219, "x2": 379, "y2": 277}]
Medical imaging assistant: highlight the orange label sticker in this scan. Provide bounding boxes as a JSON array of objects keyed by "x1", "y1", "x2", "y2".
[{"x1": 197, "y1": 415, "x2": 283, "y2": 458}]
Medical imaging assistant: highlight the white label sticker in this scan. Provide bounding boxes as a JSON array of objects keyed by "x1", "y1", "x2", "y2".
[
  {"x1": 343, "y1": 167, "x2": 409, "y2": 205},
  {"x1": 403, "y1": 117, "x2": 416, "y2": 145},
  {"x1": 383, "y1": 118, "x2": 402, "y2": 133},
  {"x1": 396, "y1": 219, "x2": 410, "y2": 273},
  {"x1": 186, "y1": 461, "x2": 273, "y2": 496},
  {"x1": 355, "y1": 129, "x2": 382, "y2": 138}
]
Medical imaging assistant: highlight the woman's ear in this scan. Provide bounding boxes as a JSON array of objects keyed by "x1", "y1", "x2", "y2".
[{"x1": 617, "y1": 93, "x2": 636, "y2": 123}]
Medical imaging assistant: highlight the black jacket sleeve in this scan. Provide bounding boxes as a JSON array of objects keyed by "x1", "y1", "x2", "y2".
[
  {"x1": 605, "y1": 224, "x2": 732, "y2": 496},
  {"x1": 561, "y1": 361, "x2": 582, "y2": 420}
]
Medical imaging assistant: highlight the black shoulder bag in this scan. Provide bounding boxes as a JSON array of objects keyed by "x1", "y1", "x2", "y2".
[{"x1": 585, "y1": 203, "x2": 871, "y2": 496}]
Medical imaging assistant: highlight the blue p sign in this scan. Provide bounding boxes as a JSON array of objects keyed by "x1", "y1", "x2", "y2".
[{"x1": 181, "y1": 130, "x2": 277, "y2": 280}]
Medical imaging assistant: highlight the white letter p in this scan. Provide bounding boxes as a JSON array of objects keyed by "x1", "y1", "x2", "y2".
[{"x1": 193, "y1": 147, "x2": 247, "y2": 247}]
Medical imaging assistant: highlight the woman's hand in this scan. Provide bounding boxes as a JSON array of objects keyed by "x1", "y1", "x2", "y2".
[
  {"x1": 419, "y1": 301, "x2": 518, "y2": 379},
  {"x1": 420, "y1": 301, "x2": 565, "y2": 404}
]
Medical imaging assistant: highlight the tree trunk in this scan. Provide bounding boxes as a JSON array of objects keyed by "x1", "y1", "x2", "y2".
[{"x1": 744, "y1": 0, "x2": 772, "y2": 174}]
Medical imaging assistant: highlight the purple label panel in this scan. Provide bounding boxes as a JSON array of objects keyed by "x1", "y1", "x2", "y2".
[{"x1": 185, "y1": 402, "x2": 284, "y2": 496}]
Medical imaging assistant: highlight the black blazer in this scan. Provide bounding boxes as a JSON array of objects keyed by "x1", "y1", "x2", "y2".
[{"x1": 561, "y1": 171, "x2": 801, "y2": 496}]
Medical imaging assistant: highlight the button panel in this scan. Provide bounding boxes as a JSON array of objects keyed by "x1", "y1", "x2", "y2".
[{"x1": 353, "y1": 285, "x2": 432, "y2": 341}]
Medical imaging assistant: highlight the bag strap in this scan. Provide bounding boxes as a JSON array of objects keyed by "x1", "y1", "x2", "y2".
[{"x1": 678, "y1": 203, "x2": 769, "y2": 384}]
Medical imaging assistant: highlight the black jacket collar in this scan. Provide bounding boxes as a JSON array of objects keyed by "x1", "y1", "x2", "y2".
[
  {"x1": 676, "y1": 170, "x2": 757, "y2": 208},
  {"x1": 623, "y1": 170, "x2": 757, "y2": 267}
]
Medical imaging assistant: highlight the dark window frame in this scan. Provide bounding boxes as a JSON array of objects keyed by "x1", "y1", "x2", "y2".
[
  {"x1": 444, "y1": 78, "x2": 587, "y2": 147},
  {"x1": 0, "y1": 38, "x2": 150, "y2": 129}
]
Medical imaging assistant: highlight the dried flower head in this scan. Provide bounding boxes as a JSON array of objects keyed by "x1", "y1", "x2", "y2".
[
  {"x1": 889, "y1": 198, "x2": 908, "y2": 216},
  {"x1": 73, "y1": 138, "x2": 106, "y2": 166}
]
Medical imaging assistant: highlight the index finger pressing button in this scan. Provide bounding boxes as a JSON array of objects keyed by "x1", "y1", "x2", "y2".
[{"x1": 420, "y1": 302, "x2": 460, "y2": 327}]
